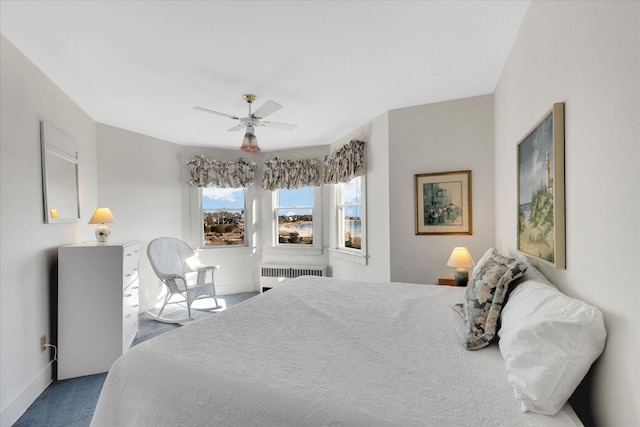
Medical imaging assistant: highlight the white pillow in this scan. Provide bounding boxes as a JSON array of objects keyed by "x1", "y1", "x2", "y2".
[
  {"x1": 499, "y1": 279, "x2": 606, "y2": 415},
  {"x1": 471, "y1": 247, "x2": 496, "y2": 277}
]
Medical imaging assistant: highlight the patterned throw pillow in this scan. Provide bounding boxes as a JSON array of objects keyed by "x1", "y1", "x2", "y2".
[{"x1": 454, "y1": 248, "x2": 528, "y2": 350}]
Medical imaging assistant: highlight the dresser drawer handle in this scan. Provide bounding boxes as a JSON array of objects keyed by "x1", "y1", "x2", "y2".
[
  {"x1": 125, "y1": 313, "x2": 132, "y2": 318},
  {"x1": 124, "y1": 293, "x2": 132, "y2": 297}
]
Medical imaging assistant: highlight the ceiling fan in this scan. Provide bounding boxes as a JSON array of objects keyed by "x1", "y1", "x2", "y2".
[{"x1": 194, "y1": 94, "x2": 297, "y2": 152}]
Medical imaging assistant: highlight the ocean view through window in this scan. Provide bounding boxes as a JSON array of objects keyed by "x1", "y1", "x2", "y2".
[
  {"x1": 276, "y1": 187, "x2": 314, "y2": 245},
  {"x1": 338, "y1": 176, "x2": 362, "y2": 250},
  {"x1": 202, "y1": 187, "x2": 246, "y2": 246}
]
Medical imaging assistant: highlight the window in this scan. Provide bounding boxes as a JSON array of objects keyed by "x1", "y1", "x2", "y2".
[
  {"x1": 337, "y1": 176, "x2": 363, "y2": 250},
  {"x1": 275, "y1": 187, "x2": 314, "y2": 245},
  {"x1": 202, "y1": 187, "x2": 246, "y2": 247}
]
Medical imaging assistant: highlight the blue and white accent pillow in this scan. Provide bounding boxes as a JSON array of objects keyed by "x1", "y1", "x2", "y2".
[{"x1": 454, "y1": 248, "x2": 528, "y2": 350}]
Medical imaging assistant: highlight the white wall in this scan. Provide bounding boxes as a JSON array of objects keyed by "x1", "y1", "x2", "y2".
[
  {"x1": 494, "y1": 1, "x2": 639, "y2": 425},
  {"x1": 96, "y1": 124, "x2": 184, "y2": 311},
  {"x1": 0, "y1": 35, "x2": 98, "y2": 426},
  {"x1": 388, "y1": 95, "x2": 495, "y2": 284}
]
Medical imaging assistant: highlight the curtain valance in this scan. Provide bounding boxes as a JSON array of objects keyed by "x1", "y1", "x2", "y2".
[
  {"x1": 262, "y1": 157, "x2": 322, "y2": 191},
  {"x1": 323, "y1": 139, "x2": 366, "y2": 184},
  {"x1": 186, "y1": 155, "x2": 256, "y2": 188}
]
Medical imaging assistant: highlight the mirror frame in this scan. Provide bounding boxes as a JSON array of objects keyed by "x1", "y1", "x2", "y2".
[{"x1": 40, "y1": 121, "x2": 81, "y2": 223}]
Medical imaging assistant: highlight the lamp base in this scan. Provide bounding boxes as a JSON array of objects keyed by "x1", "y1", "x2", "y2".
[
  {"x1": 95, "y1": 224, "x2": 111, "y2": 242},
  {"x1": 454, "y1": 269, "x2": 469, "y2": 287}
]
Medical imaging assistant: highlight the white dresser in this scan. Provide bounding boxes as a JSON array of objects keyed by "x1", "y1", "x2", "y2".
[{"x1": 58, "y1": 241, "x2": 139, "y2": 379}]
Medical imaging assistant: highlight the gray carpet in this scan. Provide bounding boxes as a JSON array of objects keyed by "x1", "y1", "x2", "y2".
[{"x1": 13, "y1": 292, "x2": 257, "y2": 427}]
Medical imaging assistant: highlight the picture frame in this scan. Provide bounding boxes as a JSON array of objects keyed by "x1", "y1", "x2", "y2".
[
  {"x1": 517, "y1": 102, "x2": 565, "y2": 268},
  {"x1": 415, "y1": 170, "x2": 472, "y2": 235}
]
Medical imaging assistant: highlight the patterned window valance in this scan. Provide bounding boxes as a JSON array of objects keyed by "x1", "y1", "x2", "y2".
[
  {"x1": 262, "y1": 157, "x2": 322, "y2": 191},
  {"x1": 323, "y1": 139, "x2": 366, "y2": 184},
  {"x1": 186, "y1": 155, "x2": 256, "y2": 188}
]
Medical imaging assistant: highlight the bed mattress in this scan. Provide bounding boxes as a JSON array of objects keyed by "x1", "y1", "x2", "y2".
[{"x1": 92, "y1": 277, "x2": 583, "y2": 426}]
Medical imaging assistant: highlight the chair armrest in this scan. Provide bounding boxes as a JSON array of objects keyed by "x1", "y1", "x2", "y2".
[
  {"x1": 184, "y1": 255, "x2": 219, "y2": 273},
  {"x1": 156, "y1": 272, "x2": 182, "y2": 281}
]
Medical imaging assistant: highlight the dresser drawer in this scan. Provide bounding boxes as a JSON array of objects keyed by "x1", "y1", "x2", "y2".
[
  {"x1": 123, "y1": 279, "x2": 139, "y2": 351},
  {"x1": 123, "y1": 243, "x2": 140, "y2": 287}
]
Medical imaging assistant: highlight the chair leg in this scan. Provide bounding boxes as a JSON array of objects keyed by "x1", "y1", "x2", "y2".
[
  {"x1": 156, "y1": 292, "x2": 171, "y2": 318},
  {"x1": 186, "y1": 295, "x2": 193, "y2": 320}
]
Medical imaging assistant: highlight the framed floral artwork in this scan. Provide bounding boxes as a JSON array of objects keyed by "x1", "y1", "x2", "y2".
[{"x1": 415, "y1": 170, "x2": 472, "y2": 235}]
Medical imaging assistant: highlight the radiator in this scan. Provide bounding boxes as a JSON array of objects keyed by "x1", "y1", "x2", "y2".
[{"x1": 259, "y1": 264, "x2": 328, "y2": 292}]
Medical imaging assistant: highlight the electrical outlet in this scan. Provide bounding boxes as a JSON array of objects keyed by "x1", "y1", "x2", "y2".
[{"x1": 40, "y1": 335, "x2": 47, "y2": 352}]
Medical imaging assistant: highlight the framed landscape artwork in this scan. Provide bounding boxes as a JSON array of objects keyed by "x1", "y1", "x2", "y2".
[
  {"x1": 415, "y1": 170, "x2": 472, "y2": 235},
  {"x1": 517, "y1": 102, "x2": 565, "y2": 268}
]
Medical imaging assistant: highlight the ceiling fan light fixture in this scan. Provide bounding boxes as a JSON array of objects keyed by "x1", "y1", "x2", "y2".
[
  {"x1": 195, "y1": 94, "x2": 295, "y2": 152},
  {"x1": 240, "y1": 132, "x2": 260, "y2": 152}
]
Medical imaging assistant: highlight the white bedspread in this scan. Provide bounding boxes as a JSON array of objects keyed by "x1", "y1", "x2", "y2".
[{"x1": 92, "y1": 277, "x2": 583, "y2": 426}]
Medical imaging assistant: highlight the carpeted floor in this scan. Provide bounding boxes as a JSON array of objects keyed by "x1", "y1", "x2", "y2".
[{"x1": 13, "y1": 292, "x2": 258, "y2": 427}]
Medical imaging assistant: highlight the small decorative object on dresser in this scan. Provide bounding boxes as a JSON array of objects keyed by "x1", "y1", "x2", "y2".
[
  {"x1": 58, "y1": 241, "x2": 139, "y2": 379},
  {"x1": 88, "y1": 207, "x2": 117, "y2": 242},
  {"x1": 446, "y1": 247, "x2": 475, "y2": 286}
]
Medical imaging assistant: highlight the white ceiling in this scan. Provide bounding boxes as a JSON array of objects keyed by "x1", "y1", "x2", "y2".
[{"x1": 0, "y1": 0, "x2": 529, "y2": 152}]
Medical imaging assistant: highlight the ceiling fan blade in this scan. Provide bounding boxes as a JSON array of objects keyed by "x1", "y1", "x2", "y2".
[
  {"x1": 227, "y1": 123, "x2": 246, "y2": 132},
  {"x1": 193, "y1": 106, "x2": 239, "y2": 120},
  {"x1": 260, "y1": 121, "x2": 297, "y2": 131},
  {"x1": 252, "y1": 100, "x2": 282, "y2": 119}
]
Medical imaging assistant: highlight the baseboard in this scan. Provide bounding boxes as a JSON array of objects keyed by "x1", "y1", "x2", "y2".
[
  {"x1": 0, "y1": 361, "x2": 53, "y2": 427},
  {"x1": 216, "y1": 283, "x2": 258, "y2": 295}
]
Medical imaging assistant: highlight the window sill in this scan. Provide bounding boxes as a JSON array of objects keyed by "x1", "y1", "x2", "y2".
[
  {"x1": 264, "y1": 245, "x2": 324, "y2": 256},
  {"x1": 196, "y1": 246, "x2": 257, "y2": 255},
  {"x1": 329, "y1": 248, "x2": 369, "y2": 265}
]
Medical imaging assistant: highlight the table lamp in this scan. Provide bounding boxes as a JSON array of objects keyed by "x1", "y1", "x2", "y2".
[
  {"x1": 89, "y1": 208, "x2": 117, "y2": 242},
  {"x1": 446, "y1": 247, "x2": 475, "y2": 286}
]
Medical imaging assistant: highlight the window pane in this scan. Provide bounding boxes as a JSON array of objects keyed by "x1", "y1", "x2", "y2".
[
  {"x1": 202, "y1": 188, "x2": 245, "y2": 246},
  {"x1": 340, "y1": 176, "x2": 362, "y2": 250},
  {"x1": 276, "y1": 187, "x2": 314, "y2": 245},
  {"x1": 343, "y1": 176, "x2": 361, "y2": 205},
  {"x1": 203, "y1": 187, "x2": 244, "y2": 209},
  {"x1": 343, "y1": 205, "x2": 361, "y2": 249},
  {"x1": 278, "y1": 187, "x2": 313, "y2": 207}
]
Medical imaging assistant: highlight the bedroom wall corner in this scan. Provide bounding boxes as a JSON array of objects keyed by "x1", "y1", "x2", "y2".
[
  {"x1": 388, "y1": 95, "x2": 495, "y2": 285},
  {"x1": 96, "y1": 124, "x2": 184, "y2": 312},
  {"x1": 0, "y1": 34, "x2": 98, "y2": 426},
  {"x1": 328, "y1": 112, "x2": 391, "y2": 283},
  {"x1": 493, "y1": 1, "x2": 640, "y2": 425}
]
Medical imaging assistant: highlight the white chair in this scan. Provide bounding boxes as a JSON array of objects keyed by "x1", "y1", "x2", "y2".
[{"x1": 146, "y1": 237, "x2": 221, "y2": 323}]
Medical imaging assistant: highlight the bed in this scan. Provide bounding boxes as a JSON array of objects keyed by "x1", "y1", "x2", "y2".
[{"x1": 92, "y1": 254, "x2": 605, "y2": 427}]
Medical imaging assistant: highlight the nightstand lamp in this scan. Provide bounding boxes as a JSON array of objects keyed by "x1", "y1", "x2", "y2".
[
  {"x1": 446, "y1": 247, "x2": 475, "y2": 286},
  {"x1": 89, "y1": 208, "x2": 117, "y2": 243}
]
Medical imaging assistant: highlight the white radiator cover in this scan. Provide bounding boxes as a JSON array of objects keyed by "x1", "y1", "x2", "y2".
[{"x1": 259, "y1": 264, "x2": 328, "y2": 290}]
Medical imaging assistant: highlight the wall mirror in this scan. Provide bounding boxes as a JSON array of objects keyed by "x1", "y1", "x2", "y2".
[{"x1": 40, "y1": 121, "x2": 80, "y2": 223}]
